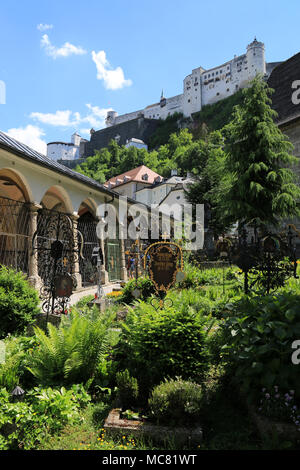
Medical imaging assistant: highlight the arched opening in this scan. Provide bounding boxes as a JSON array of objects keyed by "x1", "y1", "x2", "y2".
[
  {"x1": 36, "y1": 186, "x2": 74, "y2": 287},
  {"x1": 103, "y1": 205, "x2": 121, "y2": 282},
  {"x1": 40, "y1": 185, "x2": 73, "y2": 213},
  {"x1": 77, "y1": 200, "x2": 99, "y2": 287},
  {"x1": 0, "y1": 169, "x2": 31, "y2": 274}
]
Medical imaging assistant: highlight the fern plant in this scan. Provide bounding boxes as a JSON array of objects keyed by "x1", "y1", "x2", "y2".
[{"x1": 27, "y1": 309, "x2": 115, "y2": 386}]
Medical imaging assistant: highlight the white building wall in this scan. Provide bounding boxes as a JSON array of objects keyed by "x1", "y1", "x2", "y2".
[
  {"x1": 47, "y1": 142, "x2": 79, "y2": 161},
  {"x1": 136, "y1": 182, "x2": 178, "y2": 205},
  {"x1": 135, "y1": 187, "x2": 152, "y2": 205},
  {"x1": 144, "y1": 95, "x2": 183, "y2": 120},
  {"x1": 107, "y1": 181, "x2": 136, "y2": 199},
  {"x1": 125, "y1": 139, "x2": 148, "y2": 150}
]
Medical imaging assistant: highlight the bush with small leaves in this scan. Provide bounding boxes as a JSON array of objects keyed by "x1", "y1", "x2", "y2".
[
  {"x1": 148, "y1": 377, "x2": 204, "y2": 427},
  {"x1": 114, "y1": 302, "x2": 215, "y2": 397},
  {"x1": 116, "y1": 369, "x2": 139, "y2": 410},
  {"x1": 119, "y1": 277, "x2": 156, "y2": 304},
  {"x1": 0, "y1": 266, "x2": 40, "y2": 338}
]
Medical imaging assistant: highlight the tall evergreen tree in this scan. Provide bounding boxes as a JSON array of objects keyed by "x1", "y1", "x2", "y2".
[{"x1": 222, "y1": 76, "x2": 300, "y2": 227}]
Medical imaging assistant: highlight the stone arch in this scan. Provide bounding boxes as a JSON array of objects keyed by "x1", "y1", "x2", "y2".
[
  {"x1": 40, "y1": 185, "x2": 73, "y2": 214},
  {"x1": 77, "y1": 199, "x2": 99, "y2": 287},
  {"x1": 78, "y1": 197, "x2": 97, "y2": 217},
  {"x1": 0, "y1": 168, "x2": 32, "y2": 274},
  {"x1": 0, "y1": 167, "x2": 33, "y2": 202}
]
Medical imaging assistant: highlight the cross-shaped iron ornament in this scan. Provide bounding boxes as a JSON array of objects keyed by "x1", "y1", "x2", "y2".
[
  {"x1": 32, "y1": 210, "x2": 84, "y2": 320},
  {"x1": 126, "y1": 239, "x2": 143, "y2": 299}
]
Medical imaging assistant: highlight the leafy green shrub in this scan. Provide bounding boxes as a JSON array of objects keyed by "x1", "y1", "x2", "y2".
[
  {"x1": 116, "y1": 369, "x2": 139, "y2": 410},
  {"x1": 75, "y1": 294, "x2": 95, "y2": 309},
  {"x1": 114, "y1": 302, "x2": 215, "y2": 396},
  {"x1": 0, "y1": 266, "x2": 40, "y2": 338},
  {"x1": 220, "y1": 291, "x2": 300, "y2": 399},
  {"x1": 0, "y1": 364, "x2": 19, "y2": 392},
  {"x1": 90, "y1": 402, "x2": 111, "y2": 427},
  {"x1": 148, "y1": 377, "x2": 204, "y2": 426},
  {"x1": 0, "y1": 384, "x2": 90, "y2": 450},
  {"x1": 0, "y1": 335, "x2": 38, "y2": 390},
  {"x1": 119, "y1": 277, "x2": 156, "y2": 304},
  {"x1": 177, "y1": 263, "x2": 240, "y2": 290},
  {"x1": 27, "y1": 310, "x2": 115, "y2": 386}
]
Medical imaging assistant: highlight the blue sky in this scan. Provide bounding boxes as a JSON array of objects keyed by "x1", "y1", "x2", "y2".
[{"x1": 0, "y1": 0, "x2": 299, "y2": 154}]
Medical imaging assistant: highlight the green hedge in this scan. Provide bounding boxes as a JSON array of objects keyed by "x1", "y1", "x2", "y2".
[
  {"x1": 114, "y1": 301, "x2": 216, "y2": 396},
  {"x1": 0, "y1": 266, "x2": 40, "y2": 338},
  {"x1": 220, "y1": 290, "x2": 300, "y2": 399}
]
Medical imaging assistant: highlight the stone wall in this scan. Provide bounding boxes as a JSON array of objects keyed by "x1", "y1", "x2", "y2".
[
  {"x1": 84, "y1": 117, "x2": 160, "y2": 157},
  {"x1": 280, "y1": 118, "x2": 300, "y2": 183}
]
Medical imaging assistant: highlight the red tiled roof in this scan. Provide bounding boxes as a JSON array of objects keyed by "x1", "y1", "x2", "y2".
[{"x1": 104, "y1": 165, "x2": 162, "y2": 188}]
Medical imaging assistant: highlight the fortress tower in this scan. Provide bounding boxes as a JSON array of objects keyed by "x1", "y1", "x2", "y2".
[{"x1": 246, "y1": 37, "x2": 266, "y2": 76}]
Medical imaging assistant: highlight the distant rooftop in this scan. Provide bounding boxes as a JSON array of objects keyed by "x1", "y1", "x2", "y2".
[{"x1": 104, "y1": 165, "x2": 163, "y2": 188}]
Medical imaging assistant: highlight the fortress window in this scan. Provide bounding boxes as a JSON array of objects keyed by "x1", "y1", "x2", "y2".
[
  {"x1": 188, "y1": 99, "x2": 191, "y2": 103},
  {"x1": 227, "y1": 88, "x2": 229, "y2": 92}
]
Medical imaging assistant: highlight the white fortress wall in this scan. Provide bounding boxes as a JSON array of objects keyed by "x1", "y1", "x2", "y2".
[
  {"x1": 47, "y1": 142, "x2": 79, "y2": 161},
  {"x1": 105, "y1": 39, "x2": 268, "y2": 125}
]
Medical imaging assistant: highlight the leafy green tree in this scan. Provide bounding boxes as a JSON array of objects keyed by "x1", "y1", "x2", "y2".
[
  {"x1": 185, "y1": 131, "x2": 231, "y2": 237},
  {"x1": 222, "y1": 76, "x2": 300, "y2": 227}
]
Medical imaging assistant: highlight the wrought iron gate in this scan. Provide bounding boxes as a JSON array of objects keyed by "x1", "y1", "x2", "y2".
[
  {"x1": 106, "y1": 240, "x2": 121, "y2": 281},
  {"x1": 33, "y1": 208, "x2": 79, "y2": 316},
  {"x1": 0, "y1": 196, "x2": 30, "y2": 274},
  {"x1": 78, "y1": 212, "x2": 98, "y2": 287}
]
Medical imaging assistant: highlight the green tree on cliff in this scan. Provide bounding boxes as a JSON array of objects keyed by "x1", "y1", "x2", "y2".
[{"x1": 222, "y1": 76, "x2": 300, "y2": 227}]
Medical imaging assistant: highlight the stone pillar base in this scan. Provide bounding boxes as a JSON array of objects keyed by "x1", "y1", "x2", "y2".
[
  {"x1": 28, "y1": 275, "x2": 42, "y2": 291},
  {"x1": 120, "y1": 267, "x2": 128, "y2": 282},
  {"x1": 73, "y1": 272, "x2": 82, "y2": 290},
  {"x1": 101, "y1": 268, "x2": 109, "y2": 285}
]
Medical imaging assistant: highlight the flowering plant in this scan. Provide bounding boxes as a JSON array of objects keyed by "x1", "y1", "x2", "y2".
[{"x1": 258, "y1": 386, "x2": 300, "y2": 431}]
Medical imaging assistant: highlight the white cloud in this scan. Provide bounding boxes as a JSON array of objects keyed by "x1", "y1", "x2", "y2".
[
  {"x1": 30, "y1": 104, "x2": 113, "y2": 131},
  {"x1": 41, "y1": 34, "x2": 87, "y2": 59},
  {"x1": 6, "y1": 125, "x2": 47, "y2": 155},
  {"x1": 30, "y1": 110, "x2": 74, "y2": 126},
  {"x1": 92, "y1": 50, "x2": 132, "y2": 90},
  {"x1": 79, "y1": 128, "x2": 93, "y2": 137},
  {"x1": 37, "y1": 23, "x2": 53, "y2": 32}
]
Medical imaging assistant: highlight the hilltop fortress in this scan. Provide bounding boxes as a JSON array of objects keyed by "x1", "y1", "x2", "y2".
[{"x1": 105, "y1": 38, "x2": 281, "y2": 128}]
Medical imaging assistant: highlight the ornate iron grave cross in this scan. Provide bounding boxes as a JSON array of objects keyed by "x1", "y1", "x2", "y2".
[
  {"x1": 126, "y1": 239, "x2": 144, "y2": 299},
  {"x1": 144, "y1": 240, "x2": 184, "y2": 310},
  {"x1": 32, "y1": 210, "x2": 84, "y2": 320}
]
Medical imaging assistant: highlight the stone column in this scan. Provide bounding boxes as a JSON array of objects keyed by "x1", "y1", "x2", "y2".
[
  {"x1": 28, "y1": 203, "x2": 42, "y2": 290},
  {"x1": 70, "y1": 213, "x2": 82, "y2": 290},
  {"x1": 100, "y1": 237, "x2": 109, "y2": 285},
  {"x1": 96, "y1": 217, "x2": 109, "y2": 285},
  {"x1": 119, "y1": 238, "x2": 128, "y2": 282}
]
